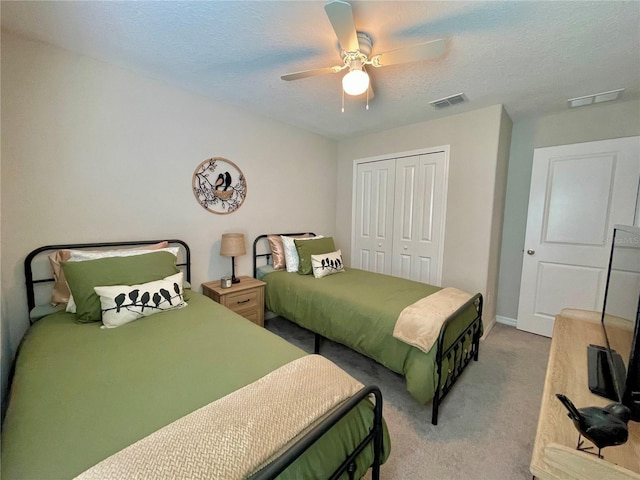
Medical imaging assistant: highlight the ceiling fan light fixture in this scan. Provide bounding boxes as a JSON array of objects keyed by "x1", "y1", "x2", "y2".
[{"x1": 342, "y1": 68, "x2": 370, "y2": 96}]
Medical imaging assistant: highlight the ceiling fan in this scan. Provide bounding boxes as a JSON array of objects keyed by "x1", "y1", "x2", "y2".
[{"x1": 281, "y1": 0, "x2": 446, "y2": 104}]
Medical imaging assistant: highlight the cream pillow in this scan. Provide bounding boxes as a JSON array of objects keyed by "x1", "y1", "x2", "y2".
[
  {"x1": 281, "y1": 235, "x2": 323, "y2": 273},
  {"x1": 94, "y1": 272, "x2": 186, "y2": 328},
  {"x1": 69, "y1": 246, "x2": 179, "y2": 262},
  {"x1": 311, "y1": 250, "x2": 345, "y2": 278}
]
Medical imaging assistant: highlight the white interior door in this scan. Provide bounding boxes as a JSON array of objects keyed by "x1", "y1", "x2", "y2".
[
  {"x1": 517, "y1": 137, "x2": 640, "y2": 337},
  {"x1": 353, "y1": 159, "x2": 395, "y2": 273},
  {"x1": 392, "y1": 152, "x2": 447, "y2": 285}
]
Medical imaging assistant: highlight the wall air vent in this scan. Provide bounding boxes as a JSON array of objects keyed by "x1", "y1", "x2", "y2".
[
  {"x1": 429, "y1": 93, "x2": 467, "y2": 109},
  {"x1": 568, "y1": 88, "x2": 624, "y2": 108}
]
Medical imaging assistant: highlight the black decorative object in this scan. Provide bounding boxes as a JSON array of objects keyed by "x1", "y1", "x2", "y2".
[
  {"x1": 193, "y1": 157, "x2": 247, "y2": 214},
  {"x1": 556, "y1": 393, "x2": 631, "y2": 458}
]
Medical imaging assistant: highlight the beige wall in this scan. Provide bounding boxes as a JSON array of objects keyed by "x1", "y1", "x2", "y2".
[
  {"x1": 485, "y1": 109, "x2": 513, "y2": 325},
  {"x1": 1, "y1": 32, "x2": 338, "y2": 361},
  {"x1": 336, "y1": 104, "x2": 511, "y2": 330},
  {"x1": 497, "y1": 99, "x2": 640, "y2": 321}
]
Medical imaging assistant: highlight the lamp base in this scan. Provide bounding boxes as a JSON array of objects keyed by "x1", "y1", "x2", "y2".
[{"x1": 231, "y1": 256, "x2": 240, "y2": 284}]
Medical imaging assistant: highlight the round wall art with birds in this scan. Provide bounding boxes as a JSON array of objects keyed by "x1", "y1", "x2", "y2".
[{"x1": 192, "y1": 157, "x2": 247, "y2": 214}]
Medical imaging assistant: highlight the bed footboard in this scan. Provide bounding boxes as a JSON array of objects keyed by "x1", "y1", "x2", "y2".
[
  {"x1": 252, "y1": 385, "x2": 384, "y2": 480},
  {"x1": 431, "y1": 293, "x2": 483, "y2": 425}
]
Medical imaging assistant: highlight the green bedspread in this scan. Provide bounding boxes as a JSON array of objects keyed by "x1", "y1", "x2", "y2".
[
  {"x1": 2, "y1": 292, "x2": 389, "y2": 479},
  {"x1": 264, "y1": 268, "x2": 480, "y2": 405}
]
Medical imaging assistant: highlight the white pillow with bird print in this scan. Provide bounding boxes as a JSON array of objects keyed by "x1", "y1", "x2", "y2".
[
  {"x1": 94, "y1": 272, "x2": 187, "y2": 328},
  {"x1": 311, "y1": 250, "x2": 345, "y2": 278}
]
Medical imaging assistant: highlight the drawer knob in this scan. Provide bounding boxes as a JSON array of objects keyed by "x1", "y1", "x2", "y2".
[{"x1": 237, "y1": 299, "x2": 251, "y2": 304}]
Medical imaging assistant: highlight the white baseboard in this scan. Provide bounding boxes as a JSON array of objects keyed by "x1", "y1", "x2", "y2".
[{"x1": 496, "y1": 315, "x2": 517, "y2": 327}]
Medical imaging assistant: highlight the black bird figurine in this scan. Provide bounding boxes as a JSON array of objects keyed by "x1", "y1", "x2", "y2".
[
  {"x1": 223, "y1": 171, "x2": 232, "y2": 191},
  {"x1": 555, "y1": 393, "x2": 631, "y2": 458}
]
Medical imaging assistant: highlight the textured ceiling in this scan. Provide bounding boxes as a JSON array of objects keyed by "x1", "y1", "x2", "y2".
[{"x1": 2, "y1": 1, "x2": 639, "y2": 140}]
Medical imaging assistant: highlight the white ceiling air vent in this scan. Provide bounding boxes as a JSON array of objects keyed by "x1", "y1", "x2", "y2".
[
  {"x1": 568, "y1": 88, "x2": 624, "y2": 108},
  {"x1": 429, "y1": 93, "x2": 467, "y2": 109}
]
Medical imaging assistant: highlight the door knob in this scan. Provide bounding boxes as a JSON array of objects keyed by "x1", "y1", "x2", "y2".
[
  {"x1": 527, "y1": 249, "x2": 535, "y2": 255},
  {"x1": 404, "y1": 245, "x2": 408, "y2": 250}
]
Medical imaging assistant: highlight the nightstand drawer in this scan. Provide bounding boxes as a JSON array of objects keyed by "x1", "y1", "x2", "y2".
[{"x1": 224, "y1": 290, "x2": 259, "y2": 313}]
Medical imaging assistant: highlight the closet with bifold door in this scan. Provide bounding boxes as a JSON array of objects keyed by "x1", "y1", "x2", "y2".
[{"x1": 352, "y1": 148, "x2": 449, "y2": 286}]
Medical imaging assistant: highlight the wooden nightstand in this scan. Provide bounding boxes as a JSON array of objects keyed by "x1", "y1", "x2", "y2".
[{"x1": 201, "y1": 276, "x2": 266, "y2": 327}]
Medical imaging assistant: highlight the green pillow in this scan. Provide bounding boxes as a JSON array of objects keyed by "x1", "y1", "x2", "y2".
[
  {"x1": 294, "y1": 237, "x2": 336, "y2": 275},
  {"x1": 62, "y1": 251, "x2": 180, "y2": 323}
]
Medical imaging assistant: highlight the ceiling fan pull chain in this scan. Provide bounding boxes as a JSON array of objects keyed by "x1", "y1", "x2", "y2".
[
  {"x1": 341, "y1": 89, "x2": 345, "y2": 113},
  {"x1": 366, "y1": 89, "x2": 369, "y2": 110}
]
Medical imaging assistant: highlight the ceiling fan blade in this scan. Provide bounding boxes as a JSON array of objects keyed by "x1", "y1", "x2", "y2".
[
  {"x1": 324, "y1": 0, "x2": 360, "y2": 52},
  {"x1": 281, "y1": 66, "x2": 342, "y2": 81},
  {"x1": 371, "y1": 39, "x2": 445, "y2": 67}
]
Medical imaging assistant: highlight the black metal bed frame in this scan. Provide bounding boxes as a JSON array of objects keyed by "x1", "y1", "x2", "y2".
[
  {"x1": 22, "y1": 239, "x2": 384, "y2": 480},
  {"x1": 24, "y1": 239, "x2": 192, "y2": 317},
  {"x1": 253, "y1": 385, "x2": 383, "y2": 480},
  {"x1": 253, "y1": 233, "x2": 483, "y2": 425}
]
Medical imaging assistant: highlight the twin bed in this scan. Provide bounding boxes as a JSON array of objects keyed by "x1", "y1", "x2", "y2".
[
  {"x1": 3, "y1": 232, "x2": 483, "y2": 479},
  {"x1": 2, "y1": 240, "x2": 388, "y2": 480},
  {"x1": 253, "y1": 233, "x2": 484, "y2": 425}
]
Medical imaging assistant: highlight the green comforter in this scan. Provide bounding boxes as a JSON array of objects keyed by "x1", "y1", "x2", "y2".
[
  {"x1": 2, "y1": 292, "x2": 389, "y2": 479},
  {"x1": 264, "y1": 268, "x2": 480, "y2": 405}
]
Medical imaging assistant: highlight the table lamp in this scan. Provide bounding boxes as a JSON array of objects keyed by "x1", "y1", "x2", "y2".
[{"x1": 220, "y1": 233, "x2": 246, "y2": 284}]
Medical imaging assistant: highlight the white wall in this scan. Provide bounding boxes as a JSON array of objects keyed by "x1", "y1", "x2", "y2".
[
  {"x1": 497, "y1": 99, "x2": 640, "y2": 322},
  {"x1": 336, "y1": 105, "x2": 511, "y2": 330},
  {"x1": 1, "y1": 32, "x2": 338, "y2": 363}
]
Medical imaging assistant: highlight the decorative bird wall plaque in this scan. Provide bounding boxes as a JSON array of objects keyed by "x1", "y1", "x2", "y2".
[
  {"x1": 556, "y1": 393, "x2": 631, "y2": 458},
  {"x1": 192, "y1": 157, "x2": 247, "y2": 214}
]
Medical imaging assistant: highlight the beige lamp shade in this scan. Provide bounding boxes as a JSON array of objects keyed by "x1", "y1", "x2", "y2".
[{"x1": 220, "y1": 233, "x2": 246, "y2": 257}]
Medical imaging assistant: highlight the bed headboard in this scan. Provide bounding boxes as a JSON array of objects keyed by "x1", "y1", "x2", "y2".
[
  {"x1": 252, "y1": 233, "x2": 315, "y2": 278},
  {"x1": 24, "y1": 239, "x2": 191, "y2": 315}
]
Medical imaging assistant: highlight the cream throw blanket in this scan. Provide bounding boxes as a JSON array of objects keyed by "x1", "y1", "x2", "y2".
[
  {"x1": 75, "y1": 355, "x2": 363, "y2": 480},
  {"x1": 393, "y1": 287, "x2": 473, "y2": 354}
]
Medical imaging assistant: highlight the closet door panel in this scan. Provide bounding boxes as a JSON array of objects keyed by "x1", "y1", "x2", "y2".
[
  {"x1": 392, "y1": 152, "x2": 446, "y2": 285},
  {"x1": 353, "y1": 159, "x2": 395, "y2": 274}
]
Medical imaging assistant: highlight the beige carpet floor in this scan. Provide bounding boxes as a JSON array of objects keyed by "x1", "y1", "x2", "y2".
[{"x1": 265, "y1": 317, "x2": 552, "y2": 480}]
